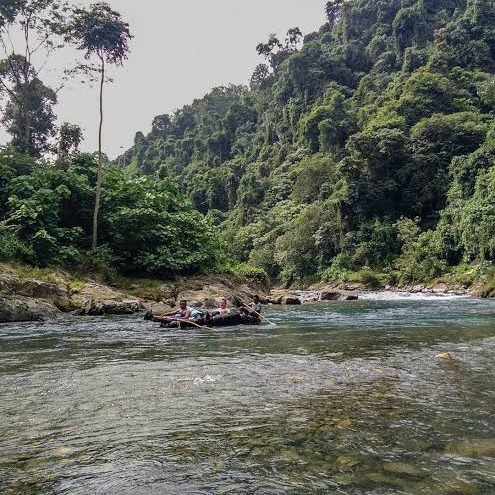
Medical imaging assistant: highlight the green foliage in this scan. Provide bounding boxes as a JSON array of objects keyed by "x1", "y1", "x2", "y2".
[
  {"x1": 430, "y1": 0, "x2": 495, "y2": 71},
  {"x1": 113, "y1": 0, "x2": 495, "y2": 287},
  {"x1": 0, "y1": 224, "x2": 33, "y2": 263},
  {"x1": 358, "y1": 269, "x2": 383, "y2": 289},
  {"x1": 290, "y1": 155, "x2": 337, "y2": 204},
  {"x1": 70, "y1": 3, "x2": 132, "y2": 65},
  {"x1": 274, "y1": 203, "x2": 336, "y2": 282},
  {"x1": 0, "y1": 57, "x2": 57, "y2": 156},
  {"x1": 70, "y1": 2, "x2": 132, "y2": 250},
  {"x1": 411, "y1": 112, "x2": 489, "y2": 160},
  {"x1": 394, "y1": 218, "x2": 449, "y2": 283},
  {"x1": 456, "y1": 167, "x2": 495, "y2": 261},
  {"x1": 0, "y1": 154, "x2": 220, "y2": 276},
  {"x1": 229, "y1": 263, "x2": 270, "y2": 287},
  {"x1": 3, "y1": 0, "x2": 495, "y2": 289},
  {"x1": 394, "y1": 70, "x2": 455, "y2": 125},
  {"x1": 56, "y1": 123, "x2": 83, "y2": 162},
  {"x1": 100, "y1": 172, "x2": 218, "y2": 275},
  {"x1": 350, "y1": 219, "x2": 400, "y2": 268},
  {"x1": 340, "y1": 127, "x2": 413, "y2": 220},
  {"x1": 68, "y1": 246, "x2": 117, "y2": 282},
  {"x1": 0, "y1": 0, "x2": 73, "y2": 156}
]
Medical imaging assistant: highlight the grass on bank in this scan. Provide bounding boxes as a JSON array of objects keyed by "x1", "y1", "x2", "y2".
[
  {"x1": 0, "y1": 262, "x2": 68, "y2": 285},
  {"x1": 0, "y1": 260, "x2": 271, "y2": 303},
  {"x1": 318, "y1": 261, "x2": 495, "y2": 296},
  {"x1": 2, "y1": 258, "x2": 495, "y2": 298}
]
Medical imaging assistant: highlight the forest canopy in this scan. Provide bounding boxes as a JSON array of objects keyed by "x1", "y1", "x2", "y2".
[
  {"x1": 1, "y1": 0, "x2": 495, "y2": 288},
  {"x1": 119, "y1": 0, "x2": 495, "y2": 287}
]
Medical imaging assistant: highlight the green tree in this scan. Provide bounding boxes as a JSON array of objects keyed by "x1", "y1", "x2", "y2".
[
  {"x1": 256, "y1": 28, "x2": 302, "y2": 71},
  {"x1": 0, "y1": 0, "x2": 70, "y2": 155},
  {"x1": 0, "y1": 58, "x2": 57, "y2": 156},
  {"x1": 325, "y1": 0, "x2": 346, "y2": 27},
  {"x1": 70, "y1": 2, "x2": 131, "y2": 249},
  {"x1": 55, "y1": 123, "x2": 83, "y2": 163}
]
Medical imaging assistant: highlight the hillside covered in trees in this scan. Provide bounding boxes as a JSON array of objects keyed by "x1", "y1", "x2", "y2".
[
  {"x1": 1, "y1": 0, "x2": 495, "y2": 291},
  {"x1": 121, "y1": 0, "x2": 495, "y2": 289}
]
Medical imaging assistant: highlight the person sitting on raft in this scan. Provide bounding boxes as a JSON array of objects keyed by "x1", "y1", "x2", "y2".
[
  {"x1": 155, "y1": 299, "x2": 204, "y2": 323},
  {"x1": 239, "y1": 295, "x2": 262, "y2": 317},
  {"x1": 207, "y1": 297, "x2": 231, "y2": 319}
]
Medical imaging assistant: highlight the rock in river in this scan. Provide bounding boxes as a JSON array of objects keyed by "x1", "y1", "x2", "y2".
[
  {"x1": 319, "y1": 288, "x2": 358, "y2": 301},
  {"x1": 0, "y1": 295, "x2": 61, "y2": 323}
]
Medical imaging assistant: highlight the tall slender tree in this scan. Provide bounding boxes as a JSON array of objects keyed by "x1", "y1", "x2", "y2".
[
  {"x1": 0, "y1": 0, "x2": 70, "y2": 155},
  {"x1": 70, "y1": 2, "x2": 131, "y2": 249}
]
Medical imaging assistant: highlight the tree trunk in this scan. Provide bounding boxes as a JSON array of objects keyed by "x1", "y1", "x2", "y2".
[{"x1": 92, "y1": 55, "x2": 105, "y2": 250}]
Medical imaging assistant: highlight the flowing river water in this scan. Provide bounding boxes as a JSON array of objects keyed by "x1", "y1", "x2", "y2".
[{"x1": 1, "y1": 292, "x2": 495, "y2": 494}]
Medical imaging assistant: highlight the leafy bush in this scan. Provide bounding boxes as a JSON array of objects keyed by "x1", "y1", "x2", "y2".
[
  {"x1": 0, "y1": 225, "x2": 34, "y2": 263},
  {"x1": 68, "y1": 246, "x2": 117, "y2": 282},
  {"x1": 229, "y1": 263, "x2": 270, "y2": 287},
  {"x1": 395, "y1": 227, "x2": 448, "y2": 283},
  {"x1": 2, "y1": 154, "x2": 221, "y2": 276},
  {"x1": 359, "y1": 269, "x2": 383, "y2": 289}
]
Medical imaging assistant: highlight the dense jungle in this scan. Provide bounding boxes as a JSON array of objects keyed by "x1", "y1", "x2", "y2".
[{"x1": 1, "y1": 0, "x2": 495, "y2": 292}]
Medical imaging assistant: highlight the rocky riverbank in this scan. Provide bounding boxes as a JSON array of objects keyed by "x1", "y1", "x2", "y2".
[
  {"x1": 0, "y1": 264, "x2": 268, "y2": 323},
  {"x1": 7, "y1": 262, "x2": 488, "y2": 324},
  {"x1": 0, "y1": 263, "x2": 364, "y2": 323}
]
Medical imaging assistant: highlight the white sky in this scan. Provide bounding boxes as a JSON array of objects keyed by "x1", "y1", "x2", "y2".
[{"x1": 1, "y1": 1, "x2": 326, "y2": 158}]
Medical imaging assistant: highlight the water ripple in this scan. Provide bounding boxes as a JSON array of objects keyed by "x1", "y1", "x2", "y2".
[{"x1": 1, "y1": 296, "x2": 495, "y2": 494}]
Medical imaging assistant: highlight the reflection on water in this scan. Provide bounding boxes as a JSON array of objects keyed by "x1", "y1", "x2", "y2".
[{"x1": 1, "y1": 294, "x2": 495, "y2": 494}]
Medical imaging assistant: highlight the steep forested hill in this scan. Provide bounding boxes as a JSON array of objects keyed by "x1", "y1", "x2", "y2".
[{"x1": 122, "y1": 0, "x2": 495, "y2": 287}]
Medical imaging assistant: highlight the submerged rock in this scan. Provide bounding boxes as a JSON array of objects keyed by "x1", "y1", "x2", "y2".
[
  {"x1": 336, "y1": 455, "x2": 360, "y2": 470},
  {"x1": 383, "y1": 462, "x2": 425, "y2": 478},
  {"x1": 446, "y1": 438, "x2": 495, "y2": 458},
  {"x1": 420, "y1": 475, "x2": 481, "y2": 495},
  {"x1": 335, "y1": 419, "x2": 353, "y2": 428},
  {"x1": 436, "y1": 352, "x2": 455, "y2": 362},
  {"x1": 366, "y1": 471, "x2": 405, "y2": 487},
  {"x1": 281, "y1": 296, "x2": 302, "y2": 305}
]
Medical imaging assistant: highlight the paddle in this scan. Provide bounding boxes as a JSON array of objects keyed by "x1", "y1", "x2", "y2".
[
  {"x1": 169, "y1": 317, "x2": 215, "y2": 332},
  {"x1": 151, "y1": 314, "x2": 215, "y2": 332},
  {"x1": 240, "y1": 303, "x2": 276, "y2": 326}
]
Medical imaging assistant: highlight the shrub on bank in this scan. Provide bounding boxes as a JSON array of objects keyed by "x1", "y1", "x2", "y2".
[{"x1": 1, "y1": 153, "x2": 221, "y2": 277}]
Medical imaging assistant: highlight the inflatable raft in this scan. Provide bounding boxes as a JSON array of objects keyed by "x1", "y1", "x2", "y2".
[{"x1": 145, "y1": 311, "x2": 262, "y2": 329}]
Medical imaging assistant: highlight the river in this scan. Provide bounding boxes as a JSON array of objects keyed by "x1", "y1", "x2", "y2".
[{"x1": 1, "y1": 292, "x2": 495, "y2": 494}]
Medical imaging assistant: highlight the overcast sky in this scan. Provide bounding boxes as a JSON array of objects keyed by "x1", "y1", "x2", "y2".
[{"x1": 1, "y1": 1, "x2": 326, "y2": 158}]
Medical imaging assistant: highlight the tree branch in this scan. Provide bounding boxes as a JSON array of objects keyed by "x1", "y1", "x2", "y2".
[{"x1": 0, "y1": 76, "x2": 21, "y2": 104}]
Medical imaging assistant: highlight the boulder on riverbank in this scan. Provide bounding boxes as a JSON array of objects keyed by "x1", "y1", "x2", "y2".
[
  {"x1": 0, "y1": 264, "x2": 268, "y2": 323},
  {"x1": 70, "y1": 282, "x2": 145, "y2": 315},
  {"x1": 0, "y1": 295, "x2": 61, "y2": 322},
  {"x1": 266, "y1": 288, "x2": 359, "y2": 305},
  {"x1": 175, "y1": 276, "x2": 264, "y2": 309},
  {"x1": 77, "y1": 298, "x2": 145, "y2": 316},
  {"x1": 266, "y1": 290, "x2": 302, "y2": 305},
  {"x1": 0, "y1": 277, "x2": 69, "y2": 302},
  {"x1": 319, "y1": 287, "x2": 359, "y2": 301}
]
